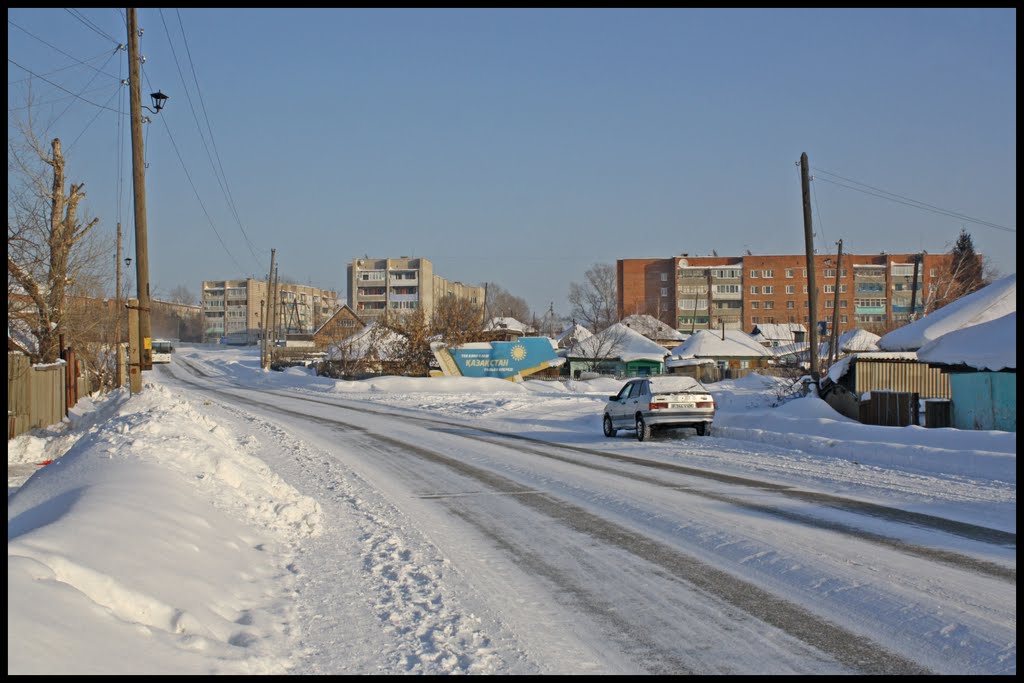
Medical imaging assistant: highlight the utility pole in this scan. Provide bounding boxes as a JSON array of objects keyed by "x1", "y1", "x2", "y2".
[
  {"x1": 127, "y1": 8, "x2": 153, "y2": 373},
  {"x1": 261, "y1": 248, "x2": 275, "y2": 369},
  {"x1": 909, "y1": 253, "x2": 922, "y2": 321},
  {"x1": 800, "y1": 152, "x2": 820, "y2": 383},
  {"x1": 828, "y1": 239, "x2": 843, "y2": 369},
  {"x1": 271, "y1": 265, "x2": 280, "y2": 361},
  {"x1": 115, "y1": 222, "x2": 123, "y2": 387}
]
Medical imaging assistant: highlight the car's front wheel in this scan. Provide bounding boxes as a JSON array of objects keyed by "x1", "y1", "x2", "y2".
[
  {"x1": 636, "y1": 414, "x2": 652, "y2": 442},
  {"x1": 603, "y1": 414, "x2": 617, "y2": 437}
]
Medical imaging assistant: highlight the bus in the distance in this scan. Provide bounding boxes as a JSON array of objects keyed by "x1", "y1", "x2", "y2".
[{"x1": 152, "y1": 339, "x2": 174, "y2": 364}]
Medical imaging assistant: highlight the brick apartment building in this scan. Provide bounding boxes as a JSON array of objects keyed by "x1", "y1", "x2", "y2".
[{"x1": 618, "y1": 252, "x2": 957, "y2": 336}]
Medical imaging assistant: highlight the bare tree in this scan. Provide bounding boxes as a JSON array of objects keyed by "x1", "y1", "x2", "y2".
[
  {"x1": 432, "y1": 295, "x2": 485, "y2": 347},
  {"x1": 168, "y1": 285, "x2": 197, "y2": 305},
  {"x1": 568, "y1": 263, "x2": 618, "y2": 333},
  {"x1": 484, "y1": 283, "x2": 531, "y2": 323},
  {"x1": 921, "y1": 231, "x2": 999, "y2": 315},
  {"x1": 568, "y1": 323, "x2": 630, "y2": 377},
  {"x1": 9, "y1": 127, "x2": 105, "y2": 364}
]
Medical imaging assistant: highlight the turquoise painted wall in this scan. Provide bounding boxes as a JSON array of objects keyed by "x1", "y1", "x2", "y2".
[{"x1": 949, "y1": 372, "x2": 1016, "y2": 432}]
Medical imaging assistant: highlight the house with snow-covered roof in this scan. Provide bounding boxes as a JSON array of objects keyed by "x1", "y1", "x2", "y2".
[
  {"x1": 665, "y1": 328, "x2": 773, "y2": 380},
  {"x1": 565, "y1": 322, "x2": 668, "y2": 379},
  {"x1": 916, "y1": 311, "x2": 1016, "y2": 432}
]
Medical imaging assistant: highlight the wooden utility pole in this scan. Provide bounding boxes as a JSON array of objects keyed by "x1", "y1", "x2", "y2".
[
  {"x1": 800, "y1": 152, "x2": 820, "y2": 382},
  {"x1": 270, "y1": 265, "x2": 280, "y2": 362},
  {"x1": 828, "y1": 239, "x2": 843, "y2": 368},
  {"x1": 116, "y1": 223, "x2": 124, "y2": 387},
  {"x1": 127, "y1": 8, "x2": 152, "y2": 373},
  {"x1": 261, "y1": 248, "x2": 275, "y2": 369}
]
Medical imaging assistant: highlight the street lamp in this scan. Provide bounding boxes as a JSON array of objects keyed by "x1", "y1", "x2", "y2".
[{"x1": 144, "y1": 91, "x2": 169, "y2": 114}]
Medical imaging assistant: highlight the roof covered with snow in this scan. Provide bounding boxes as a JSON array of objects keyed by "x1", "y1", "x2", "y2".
[
  {"x1": 566, "y1": 322, "x2": 669, "y2": 362},
  {"x1": 620, "y1": 314, "x2": 687, "y2": 341},
  {"x1": 669, "y1": 329, "x2": 773, "y2": 359},
  {"x1": 751, "y1": 323, "x2": 806, "y2": 342},
  {"x1": 484, "y1": 317, "x2": 530, "y2": 333},
  {"x1": 916, "y1": 312, "x2": 1016, "y2": 371},
  {"x1": 326, "y1": 322, "x2": 405, "y2": 361},
  {"x1": 839, "y1": 328, "x2": 881, "y2": 352},
  {"x1": 878, "y1": 273, "x2": 1016, "y2": 351},
  {"x1": 554, "y1": 322, "x2": 593, "y2": 347}
]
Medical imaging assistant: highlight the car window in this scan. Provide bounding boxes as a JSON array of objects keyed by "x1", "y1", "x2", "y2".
[
  {"x1": 614, "y1": 383, "x2": 633, "y2": 401},
  {"x1": 626, "y1": 382, "x2": 641, "y2": 399}
]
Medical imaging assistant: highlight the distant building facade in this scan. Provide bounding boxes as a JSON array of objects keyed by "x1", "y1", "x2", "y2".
[
  {"x1": 618, "y1": 252, "x2": 957, "y2": 336},
  {"x1": 201, "y1": 278, "x2": 338, "y2": 344},
  {"x1": 346, "y1": 257, "x2": 484, "y2": 321}
]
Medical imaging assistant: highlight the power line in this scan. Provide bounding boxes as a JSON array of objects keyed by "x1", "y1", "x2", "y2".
[
  {"x1": 159, "y1": 8, "x2": 263, "y2": 268},
  {"x1": 811, "y1": 166, "x2": 1015, "y2": 234},
  {"x1": 8, "y1": 48, "x2": 113, "y2": 85},
  {"x1": 7, "y1": 58, "x2": 122, "y2": 113},
  {"x1": 8, "y1": 19, "x2": 123, "y2": 80},
  {"x1": 177, "y1": 8, "x2": 266, "y2": 260},
  {"x1": 64, "y1": 8, "x2": 121, "y2": 46},
  {"x1": 157, "y1": 114, "x2": 249, "y2": 274}
]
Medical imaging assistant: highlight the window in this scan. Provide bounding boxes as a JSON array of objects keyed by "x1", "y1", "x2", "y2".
[
  {"x1": 751, "y1": 316, "x2": 760, "y2": 324},
  {"x1": 786, "y1": 300, "x2": 794, "y2": 309},
  {"x1": 762, "y1": 285, "x2": 774, "y2": 294},
  {"x1": 751, "y1": 301, "x2": 760, "y2": 309},
  {"x1": 762, "y1": 269, "x2": 773, "y2": 278},
  {"x1": 661, "y1": 287, "x2": 668, "y2": 296},
  {"x1": 840, "y1": 284, "x2": 847, "y2": 293},
  {"x1": 840, "y1": 315, "x2": 849, "y2": 324},
  {"x1": 785, "y1": 285, "x2": 795, "y2": 294},
  {"x1": 803, "y1": 285, "x2": 808, "y2": 294},
  {"x1": 764, "y1": 301, "x2": 774, "y2": 309},
  {"x1": 750, "y1": 286, "x2": 760, "y2": 294},
  {"x1": 825, "y1": 299, "x2": 834, "y2": 309},
  {"x1": 824, "y1": 284, "x2": 835, "y2": 294},
  {"x1": 660, "y1": 272, "x2": 668, "y2": 282},
  {"x1": 749, "y1": 270, "x2": 759, "y2": 278},
  {"x1": 715, "y1": 284, "x2": 740, "y2": 294},
  {"x1": 929, "y1": 268, "x2": 937, "y2": 277},
  {"x1": 785, "y1": 269, "x2": 794, "y2": 278},
  {"x1": 802, "y1": 268, "x2": 807, "y2": 277},
  {"x1": 824, "y1": 268, "x2": 836, "y2": 278},
  {"x1": 840, "y1": 300, "x2": 848, "y2": 308}
]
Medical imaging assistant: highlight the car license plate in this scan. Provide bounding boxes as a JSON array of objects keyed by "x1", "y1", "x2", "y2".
[{"x1": 673, "y1": 403, "x2": 696, "y2": 409}]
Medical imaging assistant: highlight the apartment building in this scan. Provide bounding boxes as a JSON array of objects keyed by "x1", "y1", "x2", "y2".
[
  {"x1": 618, "y1": 252, "x2": 956, "y2": 336},
  {"x1": 201, "y1": 278, "x2": 338, "y2": 344},
  {"x1": 346, "y1": 257, "x2": 484, "y2": 321}
]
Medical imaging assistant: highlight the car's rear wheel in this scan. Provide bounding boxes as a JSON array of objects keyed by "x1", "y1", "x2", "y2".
[
  {"x1": 603, "y1": 414, "x2": 617, "y2": 437},
  {"x1": 695, "y1": 422, "x2": 707, "y2": 436},
  {"x1": 636, "y1": 414, "x2": 652, "y2": 442}
]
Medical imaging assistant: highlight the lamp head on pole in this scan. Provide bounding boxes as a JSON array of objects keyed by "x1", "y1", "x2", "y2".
[
  {"x1": 125, "y1": 257, "x2": 132, "y2": 267},
  {"x1": 150, "y1": 91, "x2": 168, "y2": 112}
]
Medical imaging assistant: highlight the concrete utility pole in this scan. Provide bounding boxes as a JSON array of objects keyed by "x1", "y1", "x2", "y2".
[
  {"x1": 800, "y1": 152, "x2": 820, "y2": 382},
  {"x1": 116, "y1": 223, "x2": 123, "y2": 387},
  {"x1": 262, "y1": 248, "x2": 275, "y2": 369},
  {"x1": 828, "y1": 239, "x2": 843, "y2": 368},
  {"x1": 909, "y1": 253, "x2": 922, "y2": 321},
  {"x1": 127, "y1": 8, "x2": 152, "y2": 372}
]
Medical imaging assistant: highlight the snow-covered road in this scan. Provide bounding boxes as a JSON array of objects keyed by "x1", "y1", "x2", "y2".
[{"x1": 155, "y1": 348, "x2": 1015, "y2": 675}]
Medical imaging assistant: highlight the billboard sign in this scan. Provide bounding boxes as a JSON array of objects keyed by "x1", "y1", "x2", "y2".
[{"x1": 430, "y1": 338, "x2": 564, "y2": 382}]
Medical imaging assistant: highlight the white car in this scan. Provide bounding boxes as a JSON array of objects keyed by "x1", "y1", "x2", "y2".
[{"x1": 603, "y1": 376, "x2": 715, "y2": 441}]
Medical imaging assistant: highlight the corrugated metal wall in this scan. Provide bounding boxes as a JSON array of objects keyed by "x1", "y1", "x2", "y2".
[
  {"x1": 855, "y1": 360, "x2": 950, "y2": 399},
  {"x1": 950, "y1": 372, "x2": 1017, "y2": 432}
]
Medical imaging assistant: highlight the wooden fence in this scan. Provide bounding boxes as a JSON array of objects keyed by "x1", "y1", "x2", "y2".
[{"x1": 8, "y1": 352, "x2": 92, "y2": 440}]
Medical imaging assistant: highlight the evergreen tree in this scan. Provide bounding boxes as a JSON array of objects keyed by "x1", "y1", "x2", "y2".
[{"x1": 950, "y1": 228, "x2": 984, "y2": 295}]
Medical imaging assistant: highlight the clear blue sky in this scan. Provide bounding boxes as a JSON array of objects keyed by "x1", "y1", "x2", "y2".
[{"x1": 8, "y1": 8, "x2": 1016, "y2": 318}]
